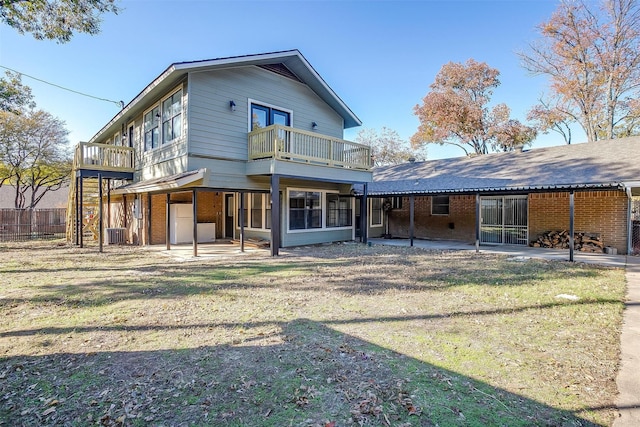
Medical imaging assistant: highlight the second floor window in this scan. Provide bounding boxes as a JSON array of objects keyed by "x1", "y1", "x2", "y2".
[
  {"x1": 251, "y1": 103, "x2": 290, "y2": 131},
  {"x1": 162, "y1": 89, "x2": 182, "y2": 144},
  {"x1": 143, "y1": 106, "x2": 160, "y2": 151}
]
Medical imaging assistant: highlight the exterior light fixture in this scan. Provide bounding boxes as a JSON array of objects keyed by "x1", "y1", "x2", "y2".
[
  {"x1": 312, "y1": 121, "x2": 318, "y2": 129},
  {"x1": 229, "y1": 100, "x2": 236, "y2": 111}
]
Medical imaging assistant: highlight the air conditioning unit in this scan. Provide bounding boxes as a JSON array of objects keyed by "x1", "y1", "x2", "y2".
[{"x1": 106, "y1": 228, "x2": 127, "y2": 244}]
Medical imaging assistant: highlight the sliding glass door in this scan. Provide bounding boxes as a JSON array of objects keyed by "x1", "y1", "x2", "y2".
[{"x1": 480, "y1": 196, "x2": 528, "y2": 245}]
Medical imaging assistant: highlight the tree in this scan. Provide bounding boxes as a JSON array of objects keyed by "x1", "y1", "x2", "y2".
[
  {"x1": 0, "y1": 71, "x2": 35, "y2": 114},
  {"x1": 0, "y1": 110, "x2": 71, "y2": 208},
  {"x1": 526, "y1": 96, "x2": 574, "y2": 144},
  {"x1": 411, "y1": 59, "x2": 536, "y2": 156},
  {"x1": 0, "y1": 0, "x2": 120, "y2": 43},
  {"x1": 356, "y1": 127, "x2": 427, "y2": 167},
  {"x1": 520, "y1": 0, "x2": 640, "y2": 143}
]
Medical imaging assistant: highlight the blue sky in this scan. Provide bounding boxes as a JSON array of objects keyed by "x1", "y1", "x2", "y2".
[{"x1": 0, "y1": 0, "x2": 568, "y2": 159}]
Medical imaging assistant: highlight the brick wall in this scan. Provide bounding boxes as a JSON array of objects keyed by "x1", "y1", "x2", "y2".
[
  {"x1": 529, "y1": 190, "x2": 628, "y2": 254},
  {"x1": 150, "y1": 194, "x2": 166, "y2": 245},
  {"x1": 387, "y1": 190, "x2": 630, "y2": 254},
  {"x1": 387, "y1": 195, "x2": 476, "y2": 242},
  {"x1": 149, "y1": 191, "x2": 224, "y2": 245}
]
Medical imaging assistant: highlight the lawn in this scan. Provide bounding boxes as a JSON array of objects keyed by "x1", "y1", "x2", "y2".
[{"x1": 0, "y1": 241, "x2": 627, "y2": 426}]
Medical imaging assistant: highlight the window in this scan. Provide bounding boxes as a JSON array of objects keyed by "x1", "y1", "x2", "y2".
[
  {"x1": 289, "y1": 191, "x2": 322, "y2": 230},
  {"x1": 326, "y1": 194, "x2": 352, "y2": 227},
  {"x1": 236, "y1": 193, "x2": 271, "y2": 230},
  {"x1": 162, "y1": 89, "x2": 182, "y2": 144},
  {"x1": 432, "y1": 195, "x2": 450, "y2": 215},
  {"x1": 251, "y1": 193, "x2": 263, "y2": 229},
  {"x1": 250, "y1": 102, "x2": 291, "y2": 131},
  {"x1": 370, "y1": 198, "x2": 383, "y2": 226},
  {"x1": 391, "y1": 196, "x2": 403, "y2": 210},
  {"x1": 143, "y1": 106, "x2": 160, "y2": 151},
  {"x1": 237, "y1": 193, "x2": 248, "y2": 228}
]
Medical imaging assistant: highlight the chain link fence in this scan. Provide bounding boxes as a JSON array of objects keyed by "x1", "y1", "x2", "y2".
[{"x1": 0, "y1": 208, "x2": 66, "y2": 242}]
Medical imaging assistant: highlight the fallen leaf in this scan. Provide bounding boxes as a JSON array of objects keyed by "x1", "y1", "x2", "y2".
[{"x1": 42, "y1": 407, "x2": 56, "y2": 416}]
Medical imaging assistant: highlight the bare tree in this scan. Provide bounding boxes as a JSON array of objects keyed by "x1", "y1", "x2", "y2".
[
  {"x1": 527, "y1": 96, "x2": 574, "y2": 144},
  {"x1": 521, "y1": 0, "x2": 640, "y2": 142},
  {"x1": 356, "y1": 127, "x2": 427, "y2": 166},
  {"x1": 0, "y1": 110, "x2": 71, "y2": 208}
]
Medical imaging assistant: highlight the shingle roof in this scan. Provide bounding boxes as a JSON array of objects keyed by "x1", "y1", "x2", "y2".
[{"x1": 367, "y1": 137, "x2": 640, "y2": 196}]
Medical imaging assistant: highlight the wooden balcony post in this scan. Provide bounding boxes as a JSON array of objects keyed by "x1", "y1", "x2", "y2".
[{"x1": 329, "y1": 139, "x2": 334, "y2": 167}]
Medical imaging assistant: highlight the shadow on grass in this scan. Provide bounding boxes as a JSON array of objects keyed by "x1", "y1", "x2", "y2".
[
  {"x1": 0, "y1": 319, "x2": 608, "y2": 426},
  {"x1": 0, "y1": 296, "x2": 622, "y2": 339}
]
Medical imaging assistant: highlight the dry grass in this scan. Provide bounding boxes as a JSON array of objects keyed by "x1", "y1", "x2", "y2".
[{"x1": 0, "y1": 240, "x2": 627, "y2": 426}]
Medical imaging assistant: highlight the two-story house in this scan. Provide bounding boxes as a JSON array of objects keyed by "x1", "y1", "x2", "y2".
[{"x1": 67, "y1": 50, "x2": 373, "y2": 255}]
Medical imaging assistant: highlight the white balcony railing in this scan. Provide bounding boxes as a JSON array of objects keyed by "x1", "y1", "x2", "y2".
[
  {"x1": 248, "y1": 125, "x2": 372, "y2": 171},
  {"x1": 74, "y1": 142, "x2": 135, "y2": 173}
]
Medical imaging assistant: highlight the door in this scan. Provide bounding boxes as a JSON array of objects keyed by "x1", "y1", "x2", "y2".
[
  {"x1": 224, "y1": 194, "x2": 234, "y2": 238},
  {"x1": 480, "y1": 196, "x2": 528, "y2": 245}
]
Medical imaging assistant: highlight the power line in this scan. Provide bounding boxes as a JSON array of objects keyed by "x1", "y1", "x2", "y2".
[{"x1": 0, "y1": 65, "x2": 124, "y2": 109}]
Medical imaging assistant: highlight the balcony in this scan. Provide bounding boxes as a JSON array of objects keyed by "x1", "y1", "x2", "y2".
[
  {"x1": 248, "y1": 125, "x2": 372, "y2": 171},
  {"x1": 74, "y1": 142, "x2": 135, "y2": 174}
]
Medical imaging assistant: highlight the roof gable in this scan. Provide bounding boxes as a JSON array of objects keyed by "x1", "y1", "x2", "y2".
[
  {"x1": 257, "y1": 63, "x2": 303, "y2": 83},
  {"x1": 90, "y1": 50, "x2": 360, "y2": 143}
]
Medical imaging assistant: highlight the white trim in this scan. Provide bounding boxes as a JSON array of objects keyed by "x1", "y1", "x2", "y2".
[
  {"x1": 235, "y1": 192, "x2": 272, "y2": 232},
  {"x1": 286, "y1": 188, "x2": 352, "y2": 233},
  {"x1": 142, "y1": 83, "x2": 185, "y2": 153},
  {"x1": 126, "y1": 122, "x2": 136, "y2": 149},
  {"x1": 370, "y1": 197, "x2": 383, "y2": 228},
  {"x1": 161, "y1": 87, "x2": 184, "y2": 145},
  {"x1": 142, "y1": 103, "x2": 160, "y2": 151},
  {"x1": 247, "y1": 98, "x2": 294, "y2": 132}
]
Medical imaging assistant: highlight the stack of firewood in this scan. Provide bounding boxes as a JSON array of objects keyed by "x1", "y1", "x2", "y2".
[{"x1": 530, "y1": 230, "x2": 605, "y2": 253}]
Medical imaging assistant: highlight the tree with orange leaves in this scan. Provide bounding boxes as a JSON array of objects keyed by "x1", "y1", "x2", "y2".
[
  {"x1": 411, "y1": 59, "x2": 536, "y2": 156},
  {"x1": 521, "y1": 0, "x2": 640, "y2": 143}
]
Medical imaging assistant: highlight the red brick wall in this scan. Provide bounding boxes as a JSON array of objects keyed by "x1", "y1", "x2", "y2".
[
  {"x1": 529, "y1": 190, "x2": 628, "y2": 254},
  {"x1": 150, "y1": 194, "x2": 166, "y2": 245},
  {"x1": 387, "y1": 191, "x2": 630, "y2": 254},
  {"x1": 149, "y1": 191, "x2": 224, "y2": 245},
  {"x1": 387, "y1": 195, "x2": 476, "y2": 242}
]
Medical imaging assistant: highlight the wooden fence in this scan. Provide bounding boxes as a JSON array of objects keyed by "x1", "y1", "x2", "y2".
[{"x1": 0, "y1": 208, "x2": 66, "y2": 241}]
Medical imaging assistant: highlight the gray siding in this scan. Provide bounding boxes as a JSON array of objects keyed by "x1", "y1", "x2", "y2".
[
  {"x1": 282, "y1": 228, "x2": 353, "y2": 247},
  {"x1": 188, "y1": 66, "x2": 345, "y2": 162}
]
